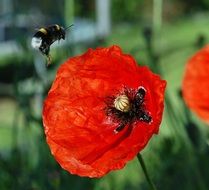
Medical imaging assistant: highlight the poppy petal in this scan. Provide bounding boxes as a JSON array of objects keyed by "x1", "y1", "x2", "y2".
[
  {"x1": 43, "y1": 45, "x2": 166, "y2": 177},
  {"x1": 182, "y1": 45, "x2": 209, "y2": 123}
]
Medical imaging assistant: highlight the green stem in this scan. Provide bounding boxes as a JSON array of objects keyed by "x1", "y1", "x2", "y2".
[{"x1": 137, "y1": 153, "x2": 157, "y2": 190}]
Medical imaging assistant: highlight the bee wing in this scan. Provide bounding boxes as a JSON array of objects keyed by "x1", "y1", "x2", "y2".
[{"x1": 31, "y1": 37, "x2": 42, "y2": 49}]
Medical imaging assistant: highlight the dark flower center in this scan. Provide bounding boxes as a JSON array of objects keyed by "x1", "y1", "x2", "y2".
[{"x1": 105, "y1": 86, "x2": 152, "y2": 133}]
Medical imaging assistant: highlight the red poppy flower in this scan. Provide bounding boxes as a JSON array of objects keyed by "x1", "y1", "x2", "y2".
[
  {"x1": 43, "y1": 45, "x2": 166, "y2": 178},
  {"x1": 182, "y1": 45, "x2": 209, "y2": 123}
]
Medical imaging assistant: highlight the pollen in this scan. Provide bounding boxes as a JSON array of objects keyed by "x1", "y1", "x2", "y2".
[{"x1": 114, "y1": 94, "x2": 130, "y2": 112}]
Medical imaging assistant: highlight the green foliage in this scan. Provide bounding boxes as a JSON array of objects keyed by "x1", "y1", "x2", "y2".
[
  {"x1": 111, "y1": 0, "x2": 145, "y2": 22},
  {"x1": 75, "y1": 0, "x2": 95, "y2": 19},
  {"x1": 177, "y1": 0, "x2": 209, "y2": 12},
  {"x1": 1, "y1": 13, "x2": 209, "y2": 190}
]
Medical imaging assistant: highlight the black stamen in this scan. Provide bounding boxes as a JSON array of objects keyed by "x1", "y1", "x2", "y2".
[
  {"x1": 105, "y1": 87, "x2": 152, "y2": 133},
  {"x1": 139, "y1": 111, "x2": 152, "y2": 123},
  {"x1": 114, "y1": 123, "x2": 127, "y2": 133},
  {"x1": 136, "y1": 87, "x2": 146, "y2": 99}
]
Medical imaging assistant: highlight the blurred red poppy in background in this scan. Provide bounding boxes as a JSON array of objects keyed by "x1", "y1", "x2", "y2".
[
  {"x1": 182, "y1": 45, "x2": 209, "y2": 124},
  {"x1": 43, "y1": 46, "x2": 166, "y2": 178}
]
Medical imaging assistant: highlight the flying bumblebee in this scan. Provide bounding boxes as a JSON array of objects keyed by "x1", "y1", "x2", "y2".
[{"x1": 31, "y1": 24, "x2": 73, "y2": 65}]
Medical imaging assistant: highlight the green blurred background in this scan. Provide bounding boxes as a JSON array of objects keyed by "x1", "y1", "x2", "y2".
[{"x1": 0, "y1": 0, "x2": 209, "y2": 189}]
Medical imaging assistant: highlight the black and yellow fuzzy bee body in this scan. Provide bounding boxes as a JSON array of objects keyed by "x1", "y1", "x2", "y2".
[{"x1": 31, "y1": 24, "x2": 72, "y2": 65}]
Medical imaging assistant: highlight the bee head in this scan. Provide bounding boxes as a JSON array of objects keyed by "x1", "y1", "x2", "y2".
[{"x1": 60, "y1": 27, "x2": 66, "y2": 40}]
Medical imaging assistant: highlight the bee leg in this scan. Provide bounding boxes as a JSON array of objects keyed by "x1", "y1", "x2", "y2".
[
  {"x1": 46, "y1": 54, "x2": 52, "y2": 66},
  {"x1": 114, "y1": 122, "x2": 126, "y2": 133}
]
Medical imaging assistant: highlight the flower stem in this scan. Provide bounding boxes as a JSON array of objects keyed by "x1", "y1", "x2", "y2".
[{"x1": 137, "y1": 153, "x2": 157, "y2": 190}]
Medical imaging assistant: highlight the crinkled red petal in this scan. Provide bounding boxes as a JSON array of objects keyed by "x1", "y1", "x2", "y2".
[
  {"x1": 43, "y1": 45, "x2": 166, "y2": 177},
  {"x1": 182, "y1": 45, "x2": 209, "y2": 123}
]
